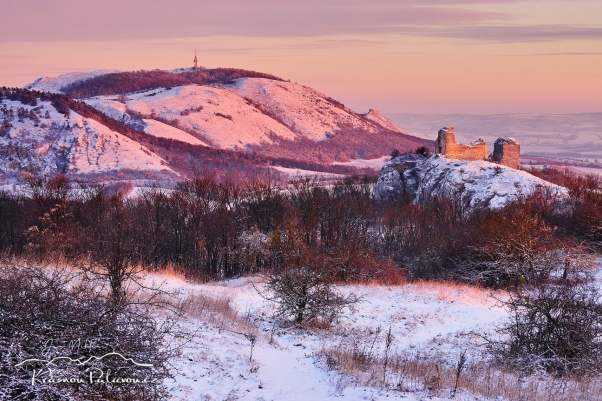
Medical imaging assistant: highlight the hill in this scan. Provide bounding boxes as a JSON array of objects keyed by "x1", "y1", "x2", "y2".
[{"x1": 1, "y1": 68, "x2": 433, "y2": 183}]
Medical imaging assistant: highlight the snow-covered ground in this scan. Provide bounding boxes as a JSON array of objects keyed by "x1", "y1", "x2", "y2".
[
  {"x1": 271, "y1": 166, "x2": 345, "y2": 180},
  {"x1": 0, "y1": 99, "x2": 176, "y2": 180},
  {"x1": 333, "y1": 156, "x2": 389, "y2": 170},
  {"x1": 360, "y1": 109, "x2": 405, "y2": 133},
  {"x1": 142, "y1": 273, "x2": 509, "y2": 400},
  {"x1": 24, "y1": 70, "x2": 120, "y2": 93}
]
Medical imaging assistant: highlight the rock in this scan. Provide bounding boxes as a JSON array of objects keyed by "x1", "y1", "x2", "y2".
[
  {"x1": 376, "y1": 154, "x2": 568, "y2": 209},
  {"x1": 375, "y1": 153, "x2": 428, "y2": 202}
]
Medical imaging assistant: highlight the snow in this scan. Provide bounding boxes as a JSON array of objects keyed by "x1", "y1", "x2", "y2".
[
  {"x1": 25, "y1": 70, "x2": 120, "y2": 93},
  {"x1": 271, "y1": 166, "x2": 345, "y2": 179},
  {"x1": 333, "y1": 156, "x2": 390, "y2": 170},
  {"x1": 0, "y1": 99, "x2": 176, "y2": 179},
  {"x1": 230, "y1": 78, "x2": 389, "y2": 141},
  {"x1": 68, "y1": 113, "x2": 171, "y2": 174},
  {"x1": 376, "y1": 154, "x2": 569, "y2": 209},
  {"x1": 92, "y1": 85, "x2": 298, "y2": 149},
  {"x1": 143, "y1": 273, "x2": 508, "y2": 401},
  {"x1": 83, "y1": 98, "x2": 208, "y2": 146},
  {"x1": 361, "y1": 109, "x2": 406, "y2": 133},
  {"x1": 142, "y1": 119, "x2": 209, "y2": 146},
  {"x1": 495, "y1": 137, "x2": 519, "y2": 145},
  {"x1": 417, "y1": 156, "x2": 569, "y2": 209},
  {"x1": 81, "y1": 78, "x2": 404, "y2": 151}
]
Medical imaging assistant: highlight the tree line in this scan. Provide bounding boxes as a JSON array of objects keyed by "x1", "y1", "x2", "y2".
[{"x1": 1, "y1": 165, "x2": 600, "y2": 286}]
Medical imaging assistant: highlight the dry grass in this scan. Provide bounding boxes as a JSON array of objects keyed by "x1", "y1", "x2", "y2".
[
  {"x1": 357, "y1": 279, "x2": 503, "y2": 307},
  {"x1": 409, "y1": 279, "x2": 506, "y2": 306},
  {"x1": 153, "y1": 262, "x2": 190, "y2": 281},
  {"x1": 320, "y1": 345, "x2": 602, "y2": 400},
  {"x1": 184, "y1": 292, "x2": 260, "y2": 338}
]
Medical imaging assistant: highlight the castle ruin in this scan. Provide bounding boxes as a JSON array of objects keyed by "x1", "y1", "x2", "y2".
[
  {"x1": 492, "y1": 137, "x2": 520, "y2": 169},
  {"x1": 435, "y1": 126, "x2": 521, "y2": 169},
  {"x1": 435, "y1": 127, "x2": 488, "y2": 161}
]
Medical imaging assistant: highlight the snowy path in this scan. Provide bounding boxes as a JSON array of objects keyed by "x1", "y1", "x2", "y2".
[{"x1": 151, "y1": 275, "x2": 507, "y2": 400}]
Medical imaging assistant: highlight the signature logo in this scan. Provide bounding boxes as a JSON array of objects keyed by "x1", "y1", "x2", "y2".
[
  {"x1": 16, "y1": 351, "x2": 157, "y2": 387},
  {"x1": 16, "y1": 352, "x2": 153, "y2": 368}
]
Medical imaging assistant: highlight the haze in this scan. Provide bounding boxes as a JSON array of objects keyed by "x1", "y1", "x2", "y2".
[{"x1": 1, "y1": 0, "x2": 601, "y2": 114}]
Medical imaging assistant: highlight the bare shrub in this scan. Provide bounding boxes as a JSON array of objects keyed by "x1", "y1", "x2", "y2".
[
  {"x1": 491, "y1": 275, "x2": 602, "y2": 376},
  {"x1": 258, "y1": 223, "x2": 360, "y2": 324},
  {"x1": 89, "y1": 195, "x2": 140, "y2": 304},
  {"x1": 0, "y1": 262, "x2": 173, "y2": 400},
  {"x1": 414, "y1": 146, "x2": 431, "y2": 157},
  {"x1": 261, "y1": 263, "x2": 360, "y2": 324}
]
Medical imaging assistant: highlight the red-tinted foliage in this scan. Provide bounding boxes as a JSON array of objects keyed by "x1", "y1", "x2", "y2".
[{"x1": 61, "y1": 69, "x2": 285, "y2": 99}]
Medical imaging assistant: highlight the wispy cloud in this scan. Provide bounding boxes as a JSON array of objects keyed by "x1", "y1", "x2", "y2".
[
  {"x1": 0, "y1": 1, "x2": 507, "y2": 42},
  {"x1": 509, "y1": 51, "x2": 602, "y2": 56},
  {"x1": 418, "y1": 24, "x2": 602, "y2": 42},
  {"x1": 1, "y1": 1, "x2": 599, "y2": 44}
]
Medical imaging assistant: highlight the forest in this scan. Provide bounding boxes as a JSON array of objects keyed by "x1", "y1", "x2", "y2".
[{"x1": 1, "y1": 164, "x2": 600, "y2": 286}]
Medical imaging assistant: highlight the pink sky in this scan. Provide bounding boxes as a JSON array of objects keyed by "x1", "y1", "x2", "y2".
[{"x1": 1, "y1": 0, "x2": 601, "y2": 114}]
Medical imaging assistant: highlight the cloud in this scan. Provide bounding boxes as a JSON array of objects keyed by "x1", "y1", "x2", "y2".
[
  {"x1": 419, "y1": 24, "x2": 602, "y2": 42},
  {"x1": 1, "y1": 1, "x2": 599, "y2": 43},
  {"x1": 0, "y1": 1, "x2": 508, "y2": 42},
  {"x1": 509, "y1": 52, "x2": 602, "y2": 56}
]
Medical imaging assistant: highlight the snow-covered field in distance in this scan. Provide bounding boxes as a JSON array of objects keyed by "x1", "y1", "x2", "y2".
[
  {"x1": 387, "y1": 113, "x2": 602, "y2": 163},
  {"x1": 332, "y1": 156, "x2": 390, "y2": 170},
  {"x1": 271, "y1": 166, "x2": 345, "y2": 180}
]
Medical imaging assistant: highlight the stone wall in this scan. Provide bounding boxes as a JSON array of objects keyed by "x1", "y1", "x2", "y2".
[
  {"x1": 435, "y1": 127, "x2": 488, "y2": 161},
  {"x1": 492, "y1": 138, "x2": 520, "y2": 169}
]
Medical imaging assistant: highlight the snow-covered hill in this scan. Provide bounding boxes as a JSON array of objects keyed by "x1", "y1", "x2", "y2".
[
  {"x1": 376, "y1": 153, "x2": 568, "y2": 209},
  {"x1": 5, "y1": 69, "x2": 431, "y2": 183},
  {"x1": 26, "y1": 72, "x2": 410, "y2": 152},
  {"x1": 0, "y1": 98, "x2": 175, "y2": 182},
  {"x1": 86, "y1": 84, "x2": 297, "y2": 149}
]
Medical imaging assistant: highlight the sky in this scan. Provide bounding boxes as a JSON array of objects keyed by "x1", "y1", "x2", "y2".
[{"x1": 1, "y1": 0, "x2": 601, "y2": 114}]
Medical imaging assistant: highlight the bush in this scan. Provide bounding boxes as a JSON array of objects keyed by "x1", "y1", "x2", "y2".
[
  {"x1": 414, "y1": 146, "x2": 431, "y2": 157},
  {"x1": 0, "y1": 262, "x2": 172, "y2": 400},
  {"x1": 492, "y1": 275, "x2": 602, "y2": 376},
  {"x1": 448, "y1": 201, "x2": 589, "y2": 287},
  {"x1": 259, "y1": 224, "x2": 360, "y2": 324}
]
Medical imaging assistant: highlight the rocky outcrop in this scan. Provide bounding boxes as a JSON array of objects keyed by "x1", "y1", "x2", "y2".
[
  {"x1": 376, "y1": 154, "x2": 567, "y2": 209},
  {"x1": 375, "y1": 153, "x2": 428, "y2": 202},
  {"x1": 360, "y1": 109, "x2": 406, "y2": 133}
]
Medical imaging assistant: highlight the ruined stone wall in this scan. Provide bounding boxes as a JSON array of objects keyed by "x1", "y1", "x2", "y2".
[
  {"x1": 436, "y1": 127, "x2": 488, "y2": 161},
  {"x1": 493, "y1": 138, "x2": 520, "y2": 169}
]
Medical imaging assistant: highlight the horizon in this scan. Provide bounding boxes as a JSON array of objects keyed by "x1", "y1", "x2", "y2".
[{"x1": 1, "y1": 1, "x2": 601, "y2": 115}]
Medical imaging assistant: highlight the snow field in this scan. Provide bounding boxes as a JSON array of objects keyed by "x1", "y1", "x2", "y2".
[{"x1": 143, "y1": 274, "x2": 509, "y2": 400}]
